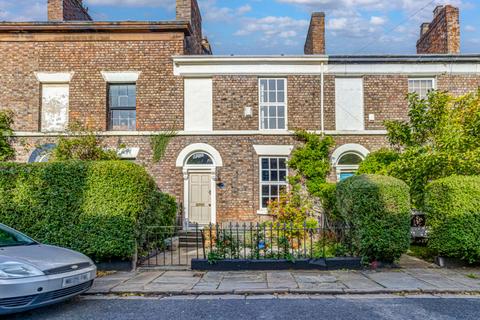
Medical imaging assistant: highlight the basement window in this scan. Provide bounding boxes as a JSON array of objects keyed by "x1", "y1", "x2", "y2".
[{"x1": 108, "y1": 84, "x2": 136, "y2": 131}]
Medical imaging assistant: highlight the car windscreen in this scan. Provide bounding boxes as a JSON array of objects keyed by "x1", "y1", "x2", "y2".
[{"x1": 0, "y1": 225, "x2": 36, "y2": 247}]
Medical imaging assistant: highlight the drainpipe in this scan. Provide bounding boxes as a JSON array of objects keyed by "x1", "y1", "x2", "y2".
[{"x1": 320, "y1": 62, "x2": 325, "y2": 136}]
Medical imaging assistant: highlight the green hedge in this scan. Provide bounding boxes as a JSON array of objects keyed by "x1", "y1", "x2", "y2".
[
  {"x1": 0, "y1": 161, "x2": 177, "y2": 262},
  {"x1": 336, "y1": 174, "x2": 411, "y2": 263},
  {"x1": 424, "y1": 175, "x2": 480, "y2": 263}
]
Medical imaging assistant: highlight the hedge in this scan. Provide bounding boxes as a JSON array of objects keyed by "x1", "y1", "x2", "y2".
[
  {"x1": 336, "y1": 174, "x2": 411, "y2": 263},
  {"x1": 0, "y1": 161, "x2": 177, "y2": 262},
  {"x1": 423, "y1": 175, "x2": 480, "y2": 263}
]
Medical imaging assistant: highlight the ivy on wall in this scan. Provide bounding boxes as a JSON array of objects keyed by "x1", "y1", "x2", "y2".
[
  {"x1": 0, "y1": 110, "x2": 15, "y2": 161},
  {"x1": 151, "y1": 130, "x2": 177, "y2": 162}
]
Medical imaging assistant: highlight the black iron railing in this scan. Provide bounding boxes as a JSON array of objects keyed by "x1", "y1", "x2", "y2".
[{"x1": 138, "y1": 222, "x2": 352, "y2": 267}]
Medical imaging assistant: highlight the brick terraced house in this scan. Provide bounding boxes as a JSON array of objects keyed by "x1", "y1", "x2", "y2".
[{"x1": 0, "y1": 1, "x2": 479, "y2": 227}]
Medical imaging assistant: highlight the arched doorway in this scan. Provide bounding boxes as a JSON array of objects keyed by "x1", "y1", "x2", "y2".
[
  {"x1": 331, "y1": 144, "x2": 369, "y2": 181},
  {"x1": 176, "y1": 143, "x2": 223, "y2": 228}
]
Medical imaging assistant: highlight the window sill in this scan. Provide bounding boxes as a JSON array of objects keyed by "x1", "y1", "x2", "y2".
[{"x1": 256, "y1": 209, "x2": 269, "y2": 215}]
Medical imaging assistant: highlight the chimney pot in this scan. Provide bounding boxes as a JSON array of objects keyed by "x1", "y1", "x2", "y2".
[{"x1": 434, "y1": 5, "x2": 444, "y2": 17}]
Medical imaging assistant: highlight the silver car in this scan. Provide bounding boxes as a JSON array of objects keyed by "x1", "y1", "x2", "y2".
[{"x1": 0, "y1": 224, "x2": 96, "y2": 315}]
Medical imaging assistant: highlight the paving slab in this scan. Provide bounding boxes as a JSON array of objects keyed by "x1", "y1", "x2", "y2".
[
  {"x1": 219, "y1": 281, "x2": 268, "y2": 290},
  {"x1": 363, "y1": 271, "x2": 436, "y2": 290},
  {"x1": 123, "y1": 271, "x2": 164, "y2": 284},
  {"x1": 403, "y1": 269, "x2": 470, "y2": 289},
  {"x1": 266, "y1": 272, "x2": 298, "y2": 289},
  {"x1": 331, "y1": 271, "x2": 385, "y2": 290}
]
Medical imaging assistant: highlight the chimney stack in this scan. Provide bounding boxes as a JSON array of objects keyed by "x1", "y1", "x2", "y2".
[
  {"x1": 416, "y1": 5, "x2": 460, "y2": 54},
  {"x1": 47, "y1": 0, "x2": 92, "y2": 21},
  {"x1": 176, "y1": 0, "x2": 211, "y2": 55},
  {"x1": 304, "y1": 12, "x2": 326, "y2": 55}
]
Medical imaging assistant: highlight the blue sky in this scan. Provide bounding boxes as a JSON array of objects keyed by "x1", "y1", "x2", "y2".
[{"x1": 0, "y1": 0, "x2": 478, "y2": 55}]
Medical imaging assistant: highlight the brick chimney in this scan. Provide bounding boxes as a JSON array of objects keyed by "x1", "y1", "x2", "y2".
[
  {"x1": 304, "y1": 12, "x2": 326, "y2": 55},
  {"x1": 177, "y1": 0, "x2": 211, "y2": 54},
  {"x1": 416, "y1": 5, "x2": 460, "y2": 54},
  {"x1": 48, "y1": 0, "x2": 92, "y2": 22}
]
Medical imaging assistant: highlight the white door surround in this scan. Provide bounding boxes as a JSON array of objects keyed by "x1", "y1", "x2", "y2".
[
  {"x1": 176, "y1": 143, "x2": 223, "y2": 229},
  {"x1": 331, "y1": 143, "x2": 370, "y2": 181}
]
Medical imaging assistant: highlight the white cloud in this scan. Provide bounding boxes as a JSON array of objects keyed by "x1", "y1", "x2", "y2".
[
  {"x1": 465, "y1": 25, "x2": 476, "y2": 32},
  {"x1": 235, "y1": 16, "x2": 309, "y2": 37},
  {"x1": 0, "y1": 0, "x2": 45, "y2": 21},
  {"x1": 370, "y1": 16, "x2": 386, "y2": 26},
  {"x1": 200, "y1": 1, "x2": 252, "y2": 22}
]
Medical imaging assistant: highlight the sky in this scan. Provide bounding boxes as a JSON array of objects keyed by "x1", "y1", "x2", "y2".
[{"x1": 0, "y1": 0, "x2": 478, "y2": 55}]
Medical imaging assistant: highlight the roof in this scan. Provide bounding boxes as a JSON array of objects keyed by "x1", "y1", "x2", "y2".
[
  {"x1": 0, "y1": 21, "x2": 191, "y2": 34},
  {"x1": 173, "y1": 54, "x2": 480, "y2": 63}
]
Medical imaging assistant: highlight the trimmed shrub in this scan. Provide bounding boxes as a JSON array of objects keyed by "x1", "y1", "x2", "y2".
[
  {"x1": 424, "y1": 175, "x2": 480, "y2": 263},
  {"x1": 336, "y1": 174, "x2": 411, "y2": 263},
  {"x1": 0, "y1": 161, "x2": 176, "y2": 262}
]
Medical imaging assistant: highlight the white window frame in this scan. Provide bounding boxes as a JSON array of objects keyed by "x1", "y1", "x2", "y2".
[
  {"x1": 408, "y1": 77, "x2": 436, "y2": 99},
  {"x1": 258, "y1": 78, "x2": 288, "y2": 131},
  {"x1": 258, "y1": 156, "x2": 288, "y2": 214}
]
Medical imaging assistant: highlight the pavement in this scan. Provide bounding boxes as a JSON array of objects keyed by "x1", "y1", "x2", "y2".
[
  {"x1": 10, "y1": 295, "x2": 480, "y2": 320},
  {"x1": 88, "y1": 267, "x2": 480, "y2": 296}
]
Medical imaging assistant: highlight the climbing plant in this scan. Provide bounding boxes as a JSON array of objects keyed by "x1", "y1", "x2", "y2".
[
  {"x1": 151, "y1": 130, "x2": 177, "y2": 162},
  {"x1": 0, "y1": 110, "x2": 15, "y2": 161}
]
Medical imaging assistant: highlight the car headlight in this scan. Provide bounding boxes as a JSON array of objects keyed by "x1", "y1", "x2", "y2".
[{"x1": 0, "y1": 261, "x2": 44, "y2": 279}]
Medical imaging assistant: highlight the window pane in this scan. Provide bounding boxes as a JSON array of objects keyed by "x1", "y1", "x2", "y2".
[
  {"x1": 109, "y1": 84, "x2": 136, "y2": 109},
  {"x1": 262, "y1": 170, "x2": 270, "y2": 181},
  {"x1": 262, "y1": 185, "x2": 269, "y2": 196},
  {"x1": 270, "y1": 158, "x2": 278, "y2": 169},
  {"x1": 269, "y1": 79, "x2": 276, "y2": 91},
  {"x1": 269, "y1": 118, "x2": 276, "y2": 129},
  {"x1": 279, "y1": 170, "x2": 287, "y2": 181},
  {"x1": 279, "y1": 158, "x2": 286, "y2": 169},
  {"x1": 338, "y1": 153, "x2": 363, "y2": 165},
  {"x1": 268, "y1": 106, "x2": 277, "y2": 117},
  {"x1": 187, "y1": 152, "x2": 214, "y2": 165},
  {"x1": 277, "y1": 118, "x2": 285, "y2": 129},
  {"x1": 271, "y1": 185, "x2": 278, "y2": 196},
  {"x1": 262, "y1": 197, "x2": 270, "y2": 208},
  {"x1": 269, "y1": 91, "x2": 276, "y2": 102},
  {"x1": 270, "y1": 170, "x2": 278, "y2": 181},
  {"x1": 261, "y1": 158, "x2": 269, "y2": 169},
  {"x1": 109, "y1": 110, "x2": 136, "y2": 131},
  {"x1": 277, "y1": 91, "x2": 285, "y2": 103},
  {"x1": 263, "y1": 117, "x2": 269, "y2": 130},
  {"x1": 277, "y1": 79, "x2": 284, "y2": 91}
]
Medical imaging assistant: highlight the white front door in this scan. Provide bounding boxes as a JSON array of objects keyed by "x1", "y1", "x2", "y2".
[{"x1": 188, "y1": 173, "x2": 212, "y2": 225}]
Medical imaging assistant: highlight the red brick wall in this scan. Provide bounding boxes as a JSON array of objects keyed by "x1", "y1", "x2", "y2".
[
  {"x1": 416, "y1": 5, "x2": 460, "y2": 54},
  {"x1": 288, "y1": 76, "x2": 322, "y2": 130},
  {"x1": 437, "y1": 75, "x2": 480, "y2": 96},
  {"x1": 212, "y1": 76, "x2": 259, "y2": 130},
  {"x1": 363, "y1": 75, "x2": 409, "y2": 130},
  {"x1": 0, "y1": 36, "x2": 185, "y2": 132}
]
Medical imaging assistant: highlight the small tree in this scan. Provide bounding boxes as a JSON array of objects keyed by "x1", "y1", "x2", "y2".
[
  {"x1": 360, "y1": 89, "x2": 480, "y2": 207},
  {"x1": 0, "y1": 110, "x2": 15, "y2": 161},
  {"x1": 51, "y1": 125, "x2": 119, "y2": 161}
]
